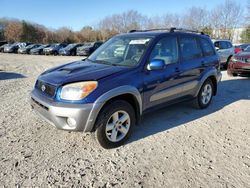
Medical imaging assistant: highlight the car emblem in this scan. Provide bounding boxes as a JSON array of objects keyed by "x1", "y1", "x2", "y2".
[{"x1": 41, "y1": 85, "x2": 46, "y2": 92}]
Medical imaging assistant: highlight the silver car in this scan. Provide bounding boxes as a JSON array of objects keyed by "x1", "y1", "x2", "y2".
[{"x1": 212, "y1": 39, "x2": 235, "y2": 69}]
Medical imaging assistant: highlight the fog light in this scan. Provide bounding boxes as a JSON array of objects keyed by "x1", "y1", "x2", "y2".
[{"x1": 67, "y1": 117, "x2": 76, "y2": 127}]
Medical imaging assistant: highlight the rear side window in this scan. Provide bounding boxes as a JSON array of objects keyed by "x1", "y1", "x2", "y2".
[
  {"x1": 180, "y1": 36, "x2": 202, "y2": 61},
  {"x1": 200, "y1": 38, "x2": 215, "y2": 57},
  {"x1": 149, "y1": 36, "x2": 179, "y2": 64}
]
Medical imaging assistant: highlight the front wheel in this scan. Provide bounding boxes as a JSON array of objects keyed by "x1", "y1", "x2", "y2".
[
  {"x1": 95, "y1": 100, "x2": 135, "y2": 149},
  {"x1": 194, "y1": 79, "x2": 214, "y2": 109}
]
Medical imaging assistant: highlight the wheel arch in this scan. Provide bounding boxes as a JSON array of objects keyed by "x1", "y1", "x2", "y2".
[
  {"x1": 84, "y1": 86, "x2": 142, "y2": 132},
  {"x1": 195, "y1": 69, "x2": 219, "y2": 97}
]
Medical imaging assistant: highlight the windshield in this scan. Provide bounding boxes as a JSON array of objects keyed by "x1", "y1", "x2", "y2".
[
  {"x1": 88, "y1": 36, "x2": 151, "y2": 67},
  {"x1": 64, "y1": 44, "x2": 76, "y2": 49},
  {"x1": 245, "y1": 46, "x2": 250, "y2": 52},
  {"x1": 50, "y1": 44, "x2": 58, "y2": 48},
  {"x1": 26, "y1": 44, "x2": 35, "y2": 48}
]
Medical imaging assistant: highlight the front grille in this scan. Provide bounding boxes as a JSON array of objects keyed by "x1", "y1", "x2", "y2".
[
  {"x1": 236, "y1": 57, "x2": 250, "y2": 63},
  {"x1": 35, "y1": 80, "x2": 56, "y2": 97}
]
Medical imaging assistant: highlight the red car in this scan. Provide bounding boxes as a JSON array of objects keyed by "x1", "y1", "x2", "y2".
[{"x1": 228, "y1": 46, "x2": 250, "y2": 77}]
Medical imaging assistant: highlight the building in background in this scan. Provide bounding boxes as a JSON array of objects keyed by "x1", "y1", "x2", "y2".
[{"x1": 212, "y1": 28, "x2": 246, "y2": 44}]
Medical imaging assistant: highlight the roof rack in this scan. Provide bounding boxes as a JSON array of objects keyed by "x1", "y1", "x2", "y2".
[{"x1": 129, "y1": 27, "x2": 205, "y2": 35}]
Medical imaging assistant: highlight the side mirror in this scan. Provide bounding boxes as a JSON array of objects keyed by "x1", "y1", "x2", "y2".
[
  {"x1": 147, "y1": 59, "x2": 165, "y2": 71},
  {"x1": 215, "y1": 47, "x2": 220, "y2": 51}
]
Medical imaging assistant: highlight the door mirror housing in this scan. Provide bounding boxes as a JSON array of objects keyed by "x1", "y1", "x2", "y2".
[
  {"x1": 215, "y1": 47, "x2": 220, "y2": 51},
  {"x1": 147, "y1": 59, "x2": 165, "y2": 71}
]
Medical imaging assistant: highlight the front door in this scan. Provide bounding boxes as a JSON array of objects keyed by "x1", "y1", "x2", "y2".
[{"x1": 143, "y1": 35, "x2": 182, "y2": 110}]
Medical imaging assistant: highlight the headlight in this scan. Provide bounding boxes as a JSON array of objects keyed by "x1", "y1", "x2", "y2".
[
  {"x1": 231, "y1": 56, "x2": 237, "y2": 63},
  {"x1": 246, "y1": 58, "x2": 250, "y2": 63},
  {"x1": 60, "y1": 81, "x2": 98, "y2": 101}
]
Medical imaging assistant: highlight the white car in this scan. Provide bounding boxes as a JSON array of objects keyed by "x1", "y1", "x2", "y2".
[{"x1": 212, "y1": 39, "x2": 235, "y2": 69}]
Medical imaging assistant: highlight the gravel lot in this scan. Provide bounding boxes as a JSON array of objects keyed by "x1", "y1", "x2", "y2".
[{"x1": 0, "y1": 53, "x2": 249, "y2": 187}]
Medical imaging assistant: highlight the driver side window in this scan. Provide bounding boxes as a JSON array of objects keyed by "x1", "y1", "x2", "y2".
[{"x1": 149, "y1": 36, "x2": 178, "y2": 65}]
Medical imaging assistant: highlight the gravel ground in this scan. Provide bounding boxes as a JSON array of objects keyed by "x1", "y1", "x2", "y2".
[{"x1": 0, "y1": 53, "x2": 249, "y2": 187}]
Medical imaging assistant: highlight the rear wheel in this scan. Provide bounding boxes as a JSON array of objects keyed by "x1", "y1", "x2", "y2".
[
  {"x1": 95, "y1": 100, "x2": 135, "y2": 149},
  {"x1": 193, "y1": 79, "x2": 214, "y2": 109}
]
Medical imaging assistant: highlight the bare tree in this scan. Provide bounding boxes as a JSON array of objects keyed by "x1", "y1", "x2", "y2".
[
  {"x1": 211, "y1": 0, "x2": 243, "y2": 39},
  {"x1": 4, "y1": 21, "x2": 22, "y2": 42},
  {"x1": 182, "y1": 7, "x2": 210, "y2": 30}
]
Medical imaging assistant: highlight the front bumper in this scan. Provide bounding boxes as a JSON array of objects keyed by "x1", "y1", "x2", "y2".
[
  {"x1": 30, "y1": 89, "x2": 102, "y2": 132},
  {"x1": 77, "y1": 50, "x2": 89, "y2": 56},
  {"x1": 30, "y1": 51, "x2": 39, "y2": 55},
  {"x1": 228, "y1": 62, "x2": 250, "y2": 76},
  {"x1": 44, "y1": 50, "x2": 54, "y2": 55},
  {"x1": 59, "y1": 51, "x2": 69, "y2": 56},
  {"x1": 4, "y1": 48, "x2": 13, "y2": 53}
]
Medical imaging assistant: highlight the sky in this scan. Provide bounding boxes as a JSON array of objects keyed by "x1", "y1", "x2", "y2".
[{"x1": 0, "y1": 0, "x2": 248, "y2": 31}]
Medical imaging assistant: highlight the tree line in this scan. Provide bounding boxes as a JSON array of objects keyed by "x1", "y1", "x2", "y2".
[{"x1": 0, "y1": 0, "x2": 249, "y2": 44}]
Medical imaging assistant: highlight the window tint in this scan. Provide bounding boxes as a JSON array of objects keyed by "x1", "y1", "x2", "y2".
[
  {"x1": 227, "y1": 42, "x2": 233, "y2": 48},
  {"x1": 200, "y1": 38, "x2": 215, "y2": 57},
  {"x1": 214, "y1": 41, "x2": 220, "y2": 48},
  {"x1": 180, "y1": 36, "x2": 202, "y2": 61},
  {"x1": 219, "y1": 41, "x2": 228, "y2": 49},
  {"x1": 149, "y1": 36, "x2": 178, "y2": 65}
]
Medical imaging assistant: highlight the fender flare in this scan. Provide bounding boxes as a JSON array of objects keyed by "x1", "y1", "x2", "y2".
[{"x1": 84, "y1": 85, "x2": 142, "y2": 132}]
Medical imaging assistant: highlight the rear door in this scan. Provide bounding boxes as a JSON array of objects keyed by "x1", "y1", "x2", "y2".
[{"x1": 199, "y1": 37, "x2": 219, "y2": 69}]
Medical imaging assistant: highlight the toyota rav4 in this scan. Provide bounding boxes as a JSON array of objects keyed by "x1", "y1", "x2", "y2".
[{"x1": 30, "y1": 28, "x2": 222, "y2": 149}]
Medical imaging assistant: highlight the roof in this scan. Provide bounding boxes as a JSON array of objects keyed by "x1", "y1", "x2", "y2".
[{"x1": 117, "y1": 28, "x2": 209, "y2": 38}]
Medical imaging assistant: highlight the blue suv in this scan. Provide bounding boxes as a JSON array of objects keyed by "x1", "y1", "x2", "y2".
[{"x1": 30, "y1": 28, "x2": 222, "y2": 148}]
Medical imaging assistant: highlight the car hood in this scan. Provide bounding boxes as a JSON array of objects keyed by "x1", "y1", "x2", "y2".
[
  {"x1": 235, "y1": 52, "x2": 250, "y2": 58},
  {"x1": 38, "y1": 60, "x2": 129, "y2": 85},
  {"x1": 19, "y1": 48, "x2": 27, "y2": 51},
  {"x1": 78, "y1": 46, "x2": 91, "y2": 50},
  {"x1": 44, "y1": 47, "x2": 54, "y2": 51}
]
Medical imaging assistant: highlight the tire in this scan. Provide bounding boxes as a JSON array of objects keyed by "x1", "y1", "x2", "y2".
[
  {"x1": 53, "y1": 51, "x2": 58, "y2": 56},
  {"x1": 232, "y1": 73, "x2": 237, "y2": 77},
  {"x1": 70, "y1": 51, "x2": 76, "y2": 56},
  {"x1": 193, "y1": 79, "x2": 214, "y2": 109},
  {"x1": 95, "y1": 100, "x2": 135, "y2": 149}
]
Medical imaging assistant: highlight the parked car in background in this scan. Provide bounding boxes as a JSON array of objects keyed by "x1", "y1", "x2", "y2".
[
  {"x1": 0, "y1": 41, "x2": 7, "y2": 46},
  {"x1": 234, "y1": 43, "x2": 250, "y2": 54},
  {"x1": 43, "y1": 43, "x2": 67, "y2": 55},
  {"x1": 0, "y1": 43, "x2": 11, "y2": 52},
  {"x1": 4, "y1": 42, "x2": 30, "y2": 53},
  {"x1": 212, "y1": 39, "x2": 234, "y2": 69},
  {"x1": 228, "y1": 45, "x2": 250, "y2": 77},
  {"x1": 18, "y1": 44, "x2": 41, "y2": 54},
  {"x1": 59, "y1": 43, "x2": 83, "y2": 56},
  {"x1": 30, "y1": 28, "x2": 221, "y2": 148},
  {"x1": 76, "y1": 42, "x2": 103, "y2": 56},
  {"x1": 30, "y1": 44, "x2": 50, "y2": 55}
]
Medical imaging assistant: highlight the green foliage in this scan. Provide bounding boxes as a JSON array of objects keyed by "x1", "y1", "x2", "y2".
[
  {"x1": 0, "y1": 30, "x2": 4, "y2": 41},
  {"x1": 201, "y1": 27, "x2": 213, "y2": 36},
  {"x1": 240, "y1": 25, "x2": 250, "y2": 43}
]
